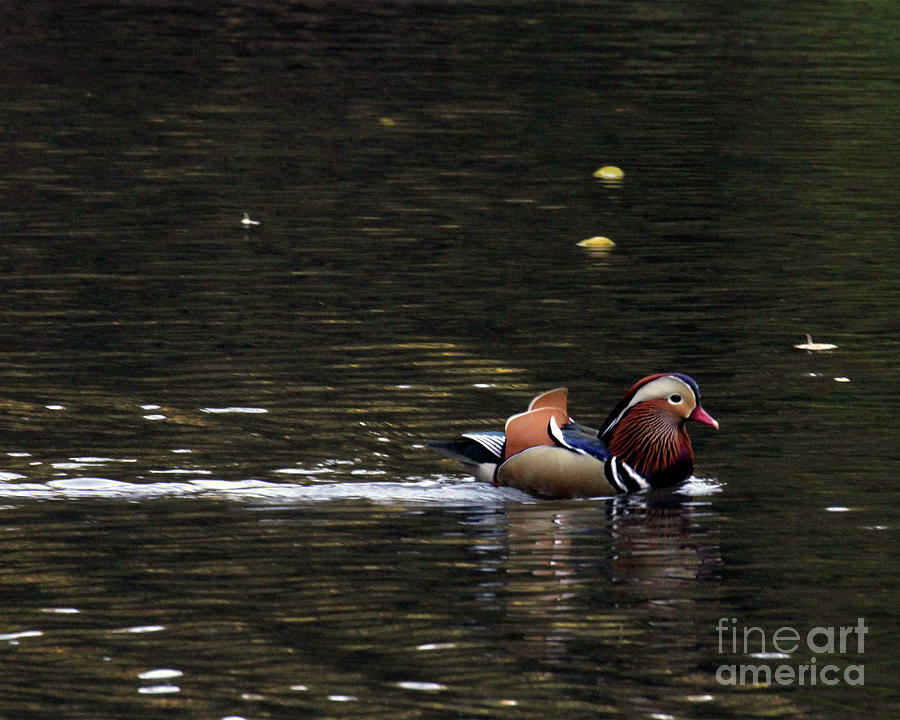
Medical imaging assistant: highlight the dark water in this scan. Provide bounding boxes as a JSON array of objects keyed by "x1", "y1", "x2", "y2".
[{"x1": 1, "y1": 2, "x2": 897, "y2": 718}]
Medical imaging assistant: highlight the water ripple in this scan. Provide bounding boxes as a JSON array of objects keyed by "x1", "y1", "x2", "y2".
[{"x1": 0, "y1": 476, "x2": 536, "y2": 504}]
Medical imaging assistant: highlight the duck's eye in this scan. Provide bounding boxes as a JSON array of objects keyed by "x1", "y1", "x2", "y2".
[{"x1": 668, "y1": 394, "x2": 682, "y2": 404}]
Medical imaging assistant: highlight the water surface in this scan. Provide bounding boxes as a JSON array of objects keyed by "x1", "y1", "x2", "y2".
[{"x1": 0, "y1": 2, "x2": 897, "y2": 718}]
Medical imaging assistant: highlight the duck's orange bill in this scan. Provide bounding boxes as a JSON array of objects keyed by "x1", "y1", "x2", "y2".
[{"x1": 689, "y1": 406, "x2": 719, "y2": 430}]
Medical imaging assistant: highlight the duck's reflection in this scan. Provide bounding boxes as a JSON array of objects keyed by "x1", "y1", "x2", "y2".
[
  {"x1": 470, "y1": 488, "x2": 726, "y2": 709},
  {"x1": 500, "y1": 489, "x2": 719, "y2": 599}
]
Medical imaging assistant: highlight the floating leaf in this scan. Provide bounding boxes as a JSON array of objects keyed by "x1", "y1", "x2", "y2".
[
  {"x1": 593, "y1": 166, "x2": 624, "y2": 180},
  {"x1": 577, "y1": 236, "x2": 616, "y2": 249},
  {"x1": 793, "y1": 334, "x2": 837, "y2": 351}
]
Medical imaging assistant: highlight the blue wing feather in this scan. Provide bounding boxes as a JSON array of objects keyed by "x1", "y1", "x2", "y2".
[{"x1": 559, "y1": 422, "x2": 611, "y2": 461}]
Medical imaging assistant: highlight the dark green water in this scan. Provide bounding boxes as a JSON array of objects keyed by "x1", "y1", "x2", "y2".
[{"x1": 0, "y1": 2, "x2": 897, "y2": 718}]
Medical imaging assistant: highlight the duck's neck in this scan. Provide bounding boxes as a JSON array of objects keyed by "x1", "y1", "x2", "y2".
[{"x1": 606, "y1": 407, "x2": 694, "y2": 485}]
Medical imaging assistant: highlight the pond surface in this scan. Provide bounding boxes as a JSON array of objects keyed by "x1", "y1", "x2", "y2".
[{"x1": 1, "y1": 2, "x2": 897, "y2": 718}]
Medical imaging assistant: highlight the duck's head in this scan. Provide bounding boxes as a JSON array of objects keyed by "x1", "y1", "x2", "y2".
[{"x1": 601, "y1": 373, "x2": 718, "y2": 484}]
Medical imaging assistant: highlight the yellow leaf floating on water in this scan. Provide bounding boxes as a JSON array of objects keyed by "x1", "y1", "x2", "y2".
[
  {"x1": 379, "y1": 117, "x2": 397, "y2": 127},
  {"x1": 577, "y1": 236, "x2": 616, "y2": 249},
  {"x1": 593, "y1": 166, "x2": 624, "y2": 180},
  {"x1": 793, "y1": 333, "x2": 838, "y2": 351}
]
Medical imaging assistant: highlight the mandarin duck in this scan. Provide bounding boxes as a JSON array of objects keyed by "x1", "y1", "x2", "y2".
[{"x1": 430, "y1": 373, "x2": 718, "y2": 498}]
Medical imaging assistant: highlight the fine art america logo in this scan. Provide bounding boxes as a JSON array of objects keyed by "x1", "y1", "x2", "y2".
[{"x1": 715, "y1": 617, "x2": 866, "y2": 686}]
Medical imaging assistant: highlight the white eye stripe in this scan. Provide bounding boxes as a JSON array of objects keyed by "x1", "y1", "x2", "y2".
[{"x1": 603, "y1": 376, "x2": 696, "y2": 435}]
